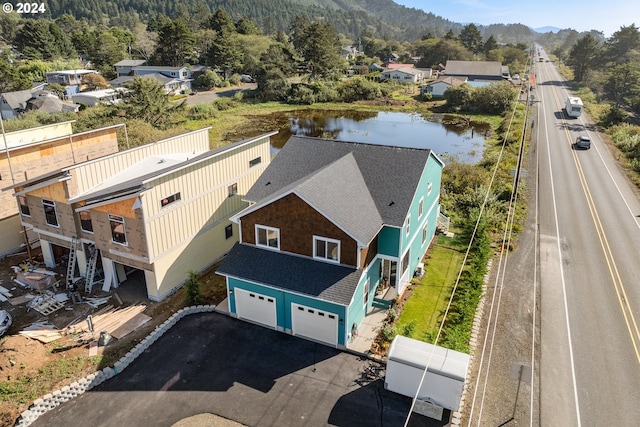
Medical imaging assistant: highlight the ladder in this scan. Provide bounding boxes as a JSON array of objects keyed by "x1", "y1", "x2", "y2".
[
  {"x1": 66, "y1": 237, "x2": 78, "y2": 289},
  {"x1": 84, "y1": 244, "x2": 99, "y2": 294}
]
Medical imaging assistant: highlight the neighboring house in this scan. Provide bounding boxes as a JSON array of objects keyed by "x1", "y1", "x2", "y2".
[
  {"x1": 45, "y1": 70, "x2": 98, "y2": 86},
  {"x1": 380, "y1": 67, "x2": 423, "y2": 84},
  {"x1": 26, "y1": 91, "x2": 80, "y2": 114},
  {"x1": 416, "y1": 68, "x2": 434, "y2": 79},
  {"x1": 369, "y1": 63, "x2": 384, "y2": 72},
  {"x1": 442, "y1": 60, "x2": 508, "y2": 82},
  {"x1": 114, "y1": 59, "x2": 147, "y2": 77},
  {"x1": 0, "y1": 122, "x2": 123, "y2": 256},
  {"x1": 109, "y1": 66, "x2": 193, "y2": 94},
  {"x1": 71, "y1": 88, "x2": 127, "y2": 107},
  {"x1": 9, "y1": 129, "x2": 275, "y2": 301},
  {"x1": 217, "y1": 136, "x2": 445, "y2": 348},
  {"x1": 421, "y1": 76, "x2": 469, "y2": 97},
  {"x1": 341, "y1": 45, "x2": 359, "y2": 60},
  {"x1": 385, "y1": 63, "x2": 414, "y2": 70},
  {"x1": 1, "y1": 90, "x2": 33, "y2": 119}
]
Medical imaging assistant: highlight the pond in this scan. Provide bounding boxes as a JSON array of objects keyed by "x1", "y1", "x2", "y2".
[{"x1": 238, "y1": 110, "x2": 492, "y2": 164}]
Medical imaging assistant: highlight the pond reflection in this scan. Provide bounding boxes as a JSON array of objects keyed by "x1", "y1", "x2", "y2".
[{"x1": 238, "y1": 110, "x2": 492, "y2": 164}]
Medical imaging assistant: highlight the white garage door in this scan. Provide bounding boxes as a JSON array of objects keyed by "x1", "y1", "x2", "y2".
[
  {"x1": 235, "y1": 289, "x2": 277, "y2": 329},
  {"x1": 291, "y1": 303, "x2": 339, "y2": 346}
]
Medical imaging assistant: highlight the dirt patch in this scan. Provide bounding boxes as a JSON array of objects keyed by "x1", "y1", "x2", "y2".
[{"x1": 0, "y1": 250, "x2": 228, "y2": 426}]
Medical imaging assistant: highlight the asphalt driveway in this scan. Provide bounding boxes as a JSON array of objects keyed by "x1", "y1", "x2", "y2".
[{"x1": 30, "y1": 312, "x2": 444, "y2": 427}]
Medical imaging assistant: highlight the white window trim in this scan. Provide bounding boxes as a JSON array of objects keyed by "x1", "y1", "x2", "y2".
[
  {"x1": 255, "y1": 224, "x2": 280, "y2": 250},
  {"x1": 405, "y1": 214, "x2": 411, "y2": 237},
  {"x1": 427, "y1": 182, "x2": 433, "y2": 196},
  {"x1": 364, "y1": 279, "x2": 370, "y2": 308},
  {"x1": 422, "y1": 223, "x2": 428, "y2": 245},
  {"x1": 313, "y1": 235, "x2": 341, "y2": 263},
  {"x1": 418, "y1": 197, "x2": 424, "y2": 219}
]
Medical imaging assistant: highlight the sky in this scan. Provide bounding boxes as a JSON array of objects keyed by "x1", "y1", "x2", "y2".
[{"x1": 393, "y1": 0, "x2": 638, "y2": 37}]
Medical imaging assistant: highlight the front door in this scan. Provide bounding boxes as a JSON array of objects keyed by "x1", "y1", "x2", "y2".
[{"x1": 382, "y1": 259, "x2": 398, "y2": 288}]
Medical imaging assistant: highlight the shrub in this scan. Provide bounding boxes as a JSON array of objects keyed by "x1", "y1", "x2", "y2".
[
  {"x1": 184, "y1": 270, "x2": 202, "y2": 305},
  {"x1": 337, "y1": 78, "x2": 382, "y2": 103},
  {"x1": 381, "y1": 323, "x2": 396, "y2": 342}
]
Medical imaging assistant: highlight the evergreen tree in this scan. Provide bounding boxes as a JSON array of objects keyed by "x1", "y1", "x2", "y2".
[
  {"x1": 207, "y1": 8, "x2": 235, "y2": 34},
  {"x1": 605, "y1": 24, "x2": 640, "y2": 64},
  {"x1": 459, "y1": 24, "x2": 483, "y2": 55},
  {"x1": 483, "y1": 35, "x2": 499, "y2": 55},
  {"x1": 205, "y1": 29, "x2": 243, "y2": 78},
  {"x1": 294, "y1": 21, "x2": 345, "y2": 79},
  {"x1": 603, "y1": 62, "x2": 640, "y2": 108},
  {"x1": 567, "y1": 34, "x2": 602, "y2": 81},
  {"x1": 153, "y1": 18, "x2": 195, "y2": 66},
  {"x1": 119, "y1": 76, "x2": 186, "y2": 128}
]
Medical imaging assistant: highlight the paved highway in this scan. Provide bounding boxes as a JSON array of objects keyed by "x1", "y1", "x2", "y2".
[
  {"x1": 535, "y1": 53, "x2": 640, "y2": 426},
  {"x1": 465, "y1": 52, "x2": 640, "y2": 426}
]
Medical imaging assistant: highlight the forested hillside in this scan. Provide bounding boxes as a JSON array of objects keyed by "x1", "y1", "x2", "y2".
[{"x1": 42, "y1": 0, "x2": 535, "y2": 43}]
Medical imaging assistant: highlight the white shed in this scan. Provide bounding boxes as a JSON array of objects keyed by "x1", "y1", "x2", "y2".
[{"x1": 384, "y1": 335, "x2": 469, "y2": 412}]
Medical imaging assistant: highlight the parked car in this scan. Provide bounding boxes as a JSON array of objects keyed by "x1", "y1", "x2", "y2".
[
  {"x1": 0, "y1": 310, "x2": 12, "y2": 337},
  {"x1": 240, "y1": 74, "x2": 254, "y2": 83},
  {"x1": 575, "y1": 135, "x2": 592, "y2": 149}
]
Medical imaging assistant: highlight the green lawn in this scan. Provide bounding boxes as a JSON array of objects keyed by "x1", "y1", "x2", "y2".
[{"x1": 394, "y1": 235, "x2": 466, "y2": 343}]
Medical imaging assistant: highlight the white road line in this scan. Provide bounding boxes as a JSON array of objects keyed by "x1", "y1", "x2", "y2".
[{"x1": 540, "y1": 79, "x2": 582, "y2": 426}]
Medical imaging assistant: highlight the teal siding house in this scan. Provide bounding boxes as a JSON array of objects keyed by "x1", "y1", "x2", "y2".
[{"x1": 217, "y1": 136, "x2": 444, "y2": 349}]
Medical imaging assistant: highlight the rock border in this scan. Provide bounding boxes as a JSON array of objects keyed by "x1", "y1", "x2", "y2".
[{"x1": 16, "y1": 305, "x2": 217, "y2": 426}]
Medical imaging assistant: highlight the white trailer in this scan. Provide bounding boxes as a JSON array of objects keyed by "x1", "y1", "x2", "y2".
[
  {"x1": 565, "y1": 96, "x2": 583, "y2": 118},
  {"x1": 384, "y1": 336, "x2": 469, "y2": 415}
]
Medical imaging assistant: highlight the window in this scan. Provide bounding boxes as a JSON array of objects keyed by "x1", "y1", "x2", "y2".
[
  {"x1": 418, "y1": 198, "x2": 424, "y2": 218},
  {"x1": 256, "y1": 225, "x2": 279, "y2": 249},
  {"x1": 109, "y1": 214, "x2": 127, "y2": 245},
  {"x1": 18, "y1": 196, "x2": 30, "y2": 216},
  {"x1": 228, "y1": 183, "x2": 238, "y2": 198},
  {"x1": 161, "y1": 192, "x2": 181, "y2": 208},
  {"x1": 405, "y1": 215, "x2": 410, "y2": 236},
  {"x1": 249, "y1": 156, "x2": 262, "y2": 167},
  {"x1": 422, "y1": 223, "x2": 428, "y2": 245},
  {"x1": 225, "y1": 224, "x2": 233, "y2": 239},
  {"x1": 42, "y1": 199, "x2": 58, "y2": 227},
  {"x1": 427, "y1": 182, "x2": 433, "y2": 196},
  {"x1": 401, "y1": 250, "x2": 410, "y2": 275},
  {"x1": 313, "y1": 236, "x2": 340, "y2": 263},
  {"x1": 80, "y1": 211, "x2": 93, "y2": 233},
  {"x1": 363, "y1": 280, "x2": 370, "y2": 307}
]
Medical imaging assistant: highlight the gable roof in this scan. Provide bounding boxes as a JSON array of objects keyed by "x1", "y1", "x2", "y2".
[
  {"x1": 244, "y1": 136, "x2": 436, "y2": 235},
  {"x1": 114, "y1": 59, "x2": 146, "y2": 67},
  {"x1": 443, "y1": 60, "x2": 504, "y2": 78},
  {"x1": 132, "y1": 65, "x2": 189, "y2": 72},
  {"x1": 382, "y1": 67, "x2": 422, "y2": 76},
  {"x1": 426, "y1": 76, "x2": 468, "y2": 87},
  {"x1": 217, "y1": 243, "x2": 362, "y2": 306},
  {"x1": 386, "y1": 63, "x2": 414, "y2": 70},
  {"x1": 1, "y1": 90, "x2": 33, "y2": 110}
]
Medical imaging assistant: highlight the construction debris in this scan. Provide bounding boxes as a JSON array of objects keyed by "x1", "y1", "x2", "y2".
[
  {"x1": 28, "y1": 293, "x2": 66, "y2": 316},
  {"x1": 64, "y1": 304, "x2": 148, "y2": 341},
  {"x1": 84, "y1": 296, "x2": 111, "y2": 308},
  {"x1": 19, "y1": 322, "x2": 63, "y2": 343},
  {"x1": 8, "y1": 293, "x2": 35, "y2": 306}
]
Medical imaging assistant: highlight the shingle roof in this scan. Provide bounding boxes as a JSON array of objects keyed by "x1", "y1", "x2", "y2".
[
  {"x1": 1, "y1": 90, "x2": 33, "y2": 110},
  {"x1": 217, "y1": 243, "x2": 362, "y2": 306},
  {"x1": 114, "y1": 60, "x2": 146, "y2": 67},
  {"x1": 245, "y1": 136, "x2": 433, "y2": 230},
  {"x1": 444, "y1": 60, "x2": 504, "y2": 78}
]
